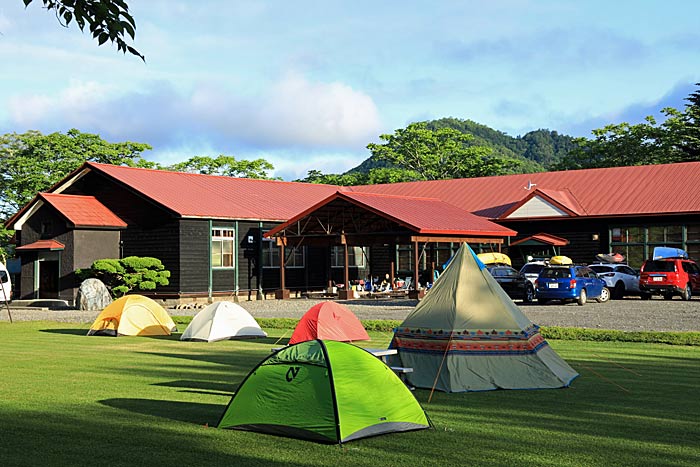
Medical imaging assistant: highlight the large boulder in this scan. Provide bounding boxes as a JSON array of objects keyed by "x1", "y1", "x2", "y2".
[{"x1": 76, "y1": 278, "x2": 113, "y2": 311}]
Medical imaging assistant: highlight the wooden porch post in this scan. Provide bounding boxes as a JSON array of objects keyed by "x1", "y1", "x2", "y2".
[
  {"x1": 275, "y1": 237, "x2": 290, "y2": 299},
  {"x1": 389, "y1": 259, "x2": 395, "y2": 290},
  {"x1": 409, "y1": 240, "x2": 425, "y2": 299},
  {"x1": 338, "y1": 235, "x2": 354, "y2": 299},
  {"x1": 413, "y1": 240, "x2": 419, "y2": 288}
]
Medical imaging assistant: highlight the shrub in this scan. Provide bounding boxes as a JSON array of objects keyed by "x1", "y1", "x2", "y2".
[{"x1": 77, "y1": 256, "x2": 170, "y2": 297}]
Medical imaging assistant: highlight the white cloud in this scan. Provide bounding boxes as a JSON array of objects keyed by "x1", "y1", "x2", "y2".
[{"x1": 4, "y1": 73, "x2": 381, "y2": 154}]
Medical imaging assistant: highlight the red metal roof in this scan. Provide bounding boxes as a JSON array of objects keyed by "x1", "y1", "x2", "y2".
[
  {"x1": 350, "y1": 162, "x2": 700, "y2": 219},
  {"x1": 88, "y1": 162, "x2": 340, "y2": 221},
  {"x1": 266, "y1": 191, "x2": 516, "y2": 237},
  {"x1": 16, "y1": 239, "x2": 65, "y2": 251},
  {"x1": 510, "y1": 233, "x2": 570, "y2": 247},
  {"x1": 40, "y1": 193, "x2": 127, "y2": 228}
]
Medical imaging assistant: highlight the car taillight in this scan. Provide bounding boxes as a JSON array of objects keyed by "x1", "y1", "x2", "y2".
[{"x1": 569, "y1": 279, "x2": 576, "y2": 289}]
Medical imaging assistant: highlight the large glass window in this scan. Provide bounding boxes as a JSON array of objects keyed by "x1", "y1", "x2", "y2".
[
  {"x1": 331, "y1": 246, "x2": 366, "y2": 268},
  {"x1": 397, "y1": 245, "x2": 417, "y2": 271},
  {"x1": 262, "y1": 239, "x2": 305, "y2": 268},
  {"x1": 262, "y1": 239, "x2": 280, "y2": 268},
  {"x1": 610, "y1": 224, "x2": 693, "y2": 268},
  {"x1": 398, "y1": 243, "x2": 460, "y2": 272},
  {"x1": 285, "y1": 246, "x2": 305, "y2": 268},
  {"x1": 212, "y1": 228, "x2": 235, "y2": 268}
]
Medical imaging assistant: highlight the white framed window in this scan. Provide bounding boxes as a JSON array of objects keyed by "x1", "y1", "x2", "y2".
[
  {"x1": 263, "y1": 238, "x2": 305, "y2": 268},
  {"x1": 212, "y1": 228, "x2": 235, "y2": 268},
  {"x1": 331, "y1": 246, "x2": 367, "y2": 268}
]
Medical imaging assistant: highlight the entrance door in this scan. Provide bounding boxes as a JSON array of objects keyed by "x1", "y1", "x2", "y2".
[{"x1": 39, "y1": 260, "x2": 59, "y2": 299}]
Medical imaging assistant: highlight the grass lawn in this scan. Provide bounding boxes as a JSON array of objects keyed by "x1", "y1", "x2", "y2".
[{"x1": 1, "y1": 321, "x2": 699, "y2": 467}]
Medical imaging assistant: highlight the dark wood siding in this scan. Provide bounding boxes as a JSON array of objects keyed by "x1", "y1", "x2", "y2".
[
  {"x1": 66, "y1": 170, "x2": 181, "y2": 293},
  {"x1": 178, "y1": 219, "x2": 209, "y2": 295},
  {"x1": 71, "y1": 229, "x2": 121, "y2": 302}
]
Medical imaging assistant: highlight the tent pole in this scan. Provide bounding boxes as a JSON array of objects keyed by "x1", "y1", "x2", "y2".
[{"x1": 428, "y1": 331, "x2": 453, "y2": 403}]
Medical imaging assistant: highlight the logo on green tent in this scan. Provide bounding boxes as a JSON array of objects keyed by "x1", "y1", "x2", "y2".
[{"x1": 285, "y1": 366, "x2": 301, "y2": 382}]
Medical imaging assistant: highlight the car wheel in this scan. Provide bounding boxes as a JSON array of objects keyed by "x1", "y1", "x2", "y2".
[
  {"x1": 613, "y1": 281, "x2": 625, "y2": 299},
  {"x1": 538, "y1": 298, "x2": 549, "y2": 305},
  {"x1": 577, "y1": 289, "x2": 587, "y2": 306},
  {"x1": 641, "y1": 292, "x2": 652, "y2": 300},
  {"x1": 596, "y1": 287, "x2": 610, "y2": 303},
  {"x1": 523, "y1": 284, "x2": 535, "y2": 303},
  {"x1": 681, "y1": 284, "x2": 692, "y2": 301}
]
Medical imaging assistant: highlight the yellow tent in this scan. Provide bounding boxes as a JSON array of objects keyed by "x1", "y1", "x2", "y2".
[{"x1": 87, "y1": 295, "x2": 176, "y2": 336}]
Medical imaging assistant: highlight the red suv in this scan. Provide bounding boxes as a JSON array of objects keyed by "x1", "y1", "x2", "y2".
[{"x1": 639, "y1": 258, "x2": 700, "y2": 300}]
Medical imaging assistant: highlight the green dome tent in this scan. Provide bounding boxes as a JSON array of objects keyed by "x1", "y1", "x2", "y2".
[
  {"x1": 389, "y1": 243, "x2": 579, "y2": 392},
  {"x1": 218, "y1": 340, "x2": 430, "y2": 444}
]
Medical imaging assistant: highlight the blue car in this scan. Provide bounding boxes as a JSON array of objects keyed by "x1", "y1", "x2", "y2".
[{"x1": 535, "y1": 265, "x2": 610, "y2": 305}]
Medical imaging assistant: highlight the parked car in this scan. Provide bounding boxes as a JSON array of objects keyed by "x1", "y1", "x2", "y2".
[
  {"x1": 639, "y1": 257, "x2": 700, "y2": 300},
  {"x1": 588, "y1": 263, "x2": 640, "y2": 299},
  {"x1": 520, "y1": 261, "x2": 547, "y2": 287},
  {"x1": 487, "y1": 265, "x2": 535, "y2": 303},
  {"x1": 535, "y1": 265, "x2": 610, "y2": 305}
]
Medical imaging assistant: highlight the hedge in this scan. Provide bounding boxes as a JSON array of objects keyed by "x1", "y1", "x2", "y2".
[{"x1": 172, "y1": 315, "x2": 700, "y2": 346}]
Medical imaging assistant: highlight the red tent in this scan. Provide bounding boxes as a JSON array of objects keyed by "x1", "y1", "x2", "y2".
[{"x1": 289, "y1": 301, "x2": 370, "y2": 345}]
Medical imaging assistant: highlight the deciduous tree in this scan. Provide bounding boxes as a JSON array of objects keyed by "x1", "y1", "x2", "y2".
[
  {"x1": 166, "y1": 155, "x2": 277, "y2": 179},
  {"x1": 22, "y1": 0, "x2": 143, "y2": 60},
  {"x1": 366, "y1": 122, "x2": 523, "y2": 180},
  {"x1": 556, "y1": 84, "x2": 700, "y2": 170},
  {"x1": 0, "y1": 129, "x2": 152, "y2": 219}
]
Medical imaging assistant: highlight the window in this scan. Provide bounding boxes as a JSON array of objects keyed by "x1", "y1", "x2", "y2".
[
  {"x1": 263, "y1": 239, "x2": 305, "y2": 268},
  {"x1": 262, "y1": 239, "x2": 280, "y2": 268},
  {"x1": 610, "y1": 225, "x2": 687, "y2": 268},
  {"x1": 285, "y1": 246, "x2": 305, "y2": 268},
  {"x1": 212, "y1": 228, "x2": 235, "y2": 268},
  {"x1": 331, "y1": 246, "x2": 366, "y2": 268}
]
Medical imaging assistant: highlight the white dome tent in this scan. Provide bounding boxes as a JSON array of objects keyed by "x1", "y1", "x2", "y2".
[{"x1": 181, "y1": 301, "x2": 267, "y2": 342}]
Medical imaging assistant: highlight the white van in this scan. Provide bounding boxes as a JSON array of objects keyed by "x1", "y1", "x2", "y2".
[{"x1": 0, "y1": 262, "x2": 12, "y2": 302}]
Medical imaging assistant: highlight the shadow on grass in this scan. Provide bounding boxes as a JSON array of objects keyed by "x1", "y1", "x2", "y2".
[
  {"x1": 0, "y1": 410, "x2": 309, "y2": 467},
  {"x1": 100, "y1": 398, "x2": 224, "y2": 425},
  {"x1": 40, "y1": 329, "x2": 188, "y2": 340},
  {"x1": 40, "y1": 328, "x2": 88, "y2": 336},
  {"x1": 153, "y1": 379, "x2": 234, "y2": 394},
  {"x1": 139, "y1": 350, "x2": 265, "y2": 368}
]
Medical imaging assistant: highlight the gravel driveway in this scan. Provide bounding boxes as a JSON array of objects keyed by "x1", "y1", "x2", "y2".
[{"x1": 2, "y1": 296, "x2": 699, "y2": 332}]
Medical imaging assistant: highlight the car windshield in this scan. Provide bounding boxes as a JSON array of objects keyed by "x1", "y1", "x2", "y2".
[
  {"x1": 643, "y1": 261, "x2": 676, "y2": 273},
  {"x1": 590, "y1": 266, "x2": 613, "y2": 274},
  {"x1": 540, "y1": 268, "x2": 571, "y2": 279},
  {"x1": 521, "y1": 264, "x2": 544, "y2": 274}
]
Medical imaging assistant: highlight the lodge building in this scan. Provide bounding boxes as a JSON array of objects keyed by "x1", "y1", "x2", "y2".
[{"x1": 6, "y1": 161, "x2": 700, "y2": 306}]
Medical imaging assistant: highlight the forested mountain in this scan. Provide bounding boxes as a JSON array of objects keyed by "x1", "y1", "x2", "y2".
[{"x1": 348, "y1": 117, "x2": 576, "y2": 175}]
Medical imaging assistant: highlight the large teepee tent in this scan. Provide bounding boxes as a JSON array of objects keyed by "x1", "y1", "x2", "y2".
[
  {"x1": 87, "y1": 294, "x2": 176, "y2": 336},
  {"x1": 181, "y1": 301, "x2": 267, "y2": 342},
  {"x1": 389, "y1": 243, "x2": 578, "y2": 392},
  {"x1": 288, "y1": 301, "x2": 369, "y2": 345},
  {"x1": 218, "y1": 340, "x2": 430, "y2": 444}
]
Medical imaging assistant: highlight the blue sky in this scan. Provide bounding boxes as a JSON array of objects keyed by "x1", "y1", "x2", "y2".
[{"x1": 1, "y1": 1, "x2": 699, "y2": 180}]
